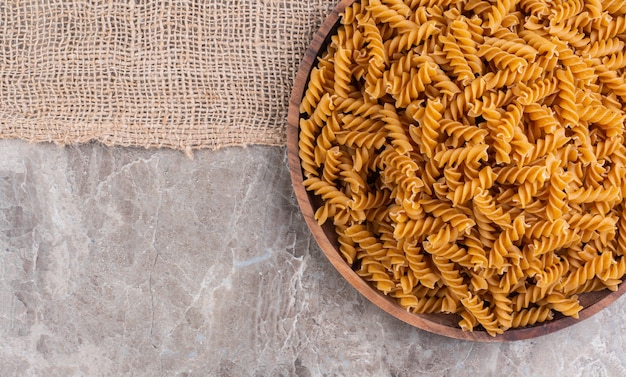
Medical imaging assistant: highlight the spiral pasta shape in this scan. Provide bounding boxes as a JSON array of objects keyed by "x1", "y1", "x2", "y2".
[
  {"x1": 490, "y1": 215, "x2": 527, "y2": 270},
  {"x1": 439, "y1": 119, "x2": 489, "y2": 145},
  {"x1": 578, "y1": 105, "x2": 625, "y2": 137},
  {"x1": 515, "y1": 76, "x2": 559, "y2": 106},
  {"x1": 566, "y1": 213, "x2": 618, "y2": 233},
  {"x1": 448, "y1": 77, "x2": 488, "y2": 120},
  {"x1": 495, "y1": 165, "x2": 548, "y2": 185},
  {"x1": 395, "y1": 292, "x2": 445, "y2": 313},
  {"x1": 321, "y1": 146, "x2": 343, "y2": 184},
  {"x1": 482, "y1": 106, "x2": 513, "y2": 164},
  {"x1": 333, "y1": 48, "x2": 354, "y2": 99},
  {"x1": 368, "y1": 0, "x2": 420, "y2": 30},
  {"x1": 545, "y1": 17, "x2": 589, "y2": 49},
  {"x1": 357, "y1": 257, "x2": 396, "y2": 293},
  {"x1": 527, "y1": 230, "x2": 581, "y2": 257},
  {"x1": 524, "y1": 219, "x2": 569, "y2": 239},
  {"x1": 300, "y1": 67, "x2": 327, "y2": 115},
  {"x1": 551, "y1": 0, "x2": 584, "y2": 24},
  {"x1": 379, "y1": 103, "x2": 413, "y2": 154},
  {"x1": 518, "y1": 30, "x2": 558, "y2": 56},
  {"x1": 393, "y1": 216, "x2": 444, "y2": 239},
  {"x1": 335, "y1": 130, "x2": 386, "y2": 149},
  {"x1": 439, "y1": 33, "x2": 473, "y2": 84},
  {"x1": 596, "y1": 65, "x2": 626, "y2": 100},
  {"x1": 418, "y1": 97, "x2": 443, "y2": 158},
  {"x1": 303, "y1": 176, "x2": 351, "y2": 208},
  {"x1": 553, "y1": 39, "x2": 596, "y2": 85},
  {"x1": 446, "y1": 166, "x2": 496, "y2": 205},
  {"x1": 489, "y1": 283, "x2": 514, "y2": 330},
  {"x1": 542, "y1": 293, "x2": 583, "y2": 318},
  {"x1": 468, "y1": 88, "x2": 512, "y2": 117},
  {"x1": 581, "y1": 37, "x2": 625, "y2": 59},
  {"x1": 463, "y1": 230, "x2": 489, "y2": 269},
  {"x1": 499, "y1": 264, "x2": 526, "y2": 293},
  {"x1": 433, "y1": 144, "x2": 489, "y2": 169},
  {"x1": 519, "y1": 0, "x2": 550, "y2": 17},
  {"x1": 567, "y1": 186, "x2": 621, "y2": 204},
  {"x1": 404, "y1": 242, "x2": 441, "y2": 289},
  {"x1": 484, "y1": 0, "x2": 515, "y2": 31},
  {"x1": 425, "y1": 242, "x2": 473, "y2": 267},
  {"x1": 603, "y1": 51, "x2": 626, "y2": 70},
  {"x1": 511, "y1": 284, "x2": 547, "y2": 311},
  {"x1": 337, "y1": 225, "x2": 358, "y2": 265},
  {"x1": 461, "y1": 294, "x2": 502, "y2": 336},
  {"x1": 420, "y1": 199, "x2": 476, "y2": 233},
  {"x1": 484, "y1": 36, "x2": 539, "y2": 61},
  {"x1": 473, "y1": 190, "x2": 511, "y2": 228},
  {"x1": 602, "y1": 0, "x2": 626, "y2": 15},
  {"x1": 450, "y1": 19, "x2": 483, "y2": 74},
  {"x1": 477, "y1": 44, "x2": 527, "y2": 72},
  {"x1": 511, "y1": 307, "x2": 554, "y2": 328},
  {"x1": 433, "y1": 257, "x2": 470, "y2": 306},
  {"x1": 536, "y1": 258, "x2": 569, "y2": 290},
  {"x1": 559, "y1": 251, "x2": 615, "y2": 293},
  {"x1": 603, "y1": 256, "x2": 626, "y2": 281},
  {"x1": 357, "y1": 13, "x2": 386, "y2": 65}
]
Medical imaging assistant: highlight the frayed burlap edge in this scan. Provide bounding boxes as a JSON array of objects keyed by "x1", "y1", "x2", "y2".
[{"x1": 0, "y1": 1, "x2": 336, "y2": 155}]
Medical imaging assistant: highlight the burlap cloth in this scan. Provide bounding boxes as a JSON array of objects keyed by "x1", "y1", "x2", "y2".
[{"x1": 0, "y1": 1, "x2": 335, "y2": 155}]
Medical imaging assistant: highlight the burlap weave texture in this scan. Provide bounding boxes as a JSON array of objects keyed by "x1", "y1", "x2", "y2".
[{"x1": 0, "y1": 1, "x2": 335, "y2": 153}]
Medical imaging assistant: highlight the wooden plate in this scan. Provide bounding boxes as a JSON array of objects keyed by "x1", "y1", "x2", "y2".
[{"x1": 286, "y1": 0, "x2": 626, "y2": 342}]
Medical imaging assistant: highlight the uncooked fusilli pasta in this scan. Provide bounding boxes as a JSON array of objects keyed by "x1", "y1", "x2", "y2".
[{"x1": 298, "y1": 0, "x2": 626, "y2": 336}]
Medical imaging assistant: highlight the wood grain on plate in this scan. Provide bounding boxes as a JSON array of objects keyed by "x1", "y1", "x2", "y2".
[{"x1": 286, "y1": 0, "x2": 626, "y2": 342}]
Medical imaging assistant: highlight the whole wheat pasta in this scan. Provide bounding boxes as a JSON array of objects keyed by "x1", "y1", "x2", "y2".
[{"x1": 298, "y1": 0, "x2": 626, "y2": 336}]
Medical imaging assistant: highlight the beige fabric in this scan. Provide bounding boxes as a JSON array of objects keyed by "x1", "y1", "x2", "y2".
[{"x1": 0, "y1": 1, "x2": 335, "y2": 154}]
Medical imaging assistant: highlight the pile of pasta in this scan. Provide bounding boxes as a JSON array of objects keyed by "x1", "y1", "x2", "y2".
[{"x1": 298, "y1": 0, "x2": 626, "y2": 336}]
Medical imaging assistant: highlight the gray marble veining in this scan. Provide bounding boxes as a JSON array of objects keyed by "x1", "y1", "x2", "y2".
[{"x1": 1, "y1": 140, "x2": 626, "y2": 376}]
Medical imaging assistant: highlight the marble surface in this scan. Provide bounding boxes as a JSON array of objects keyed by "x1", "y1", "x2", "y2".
[{"x1": 1, "y1": 139, "x2": 626, "y2": 376}]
